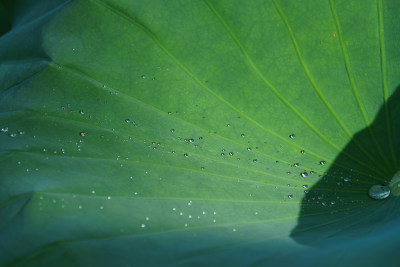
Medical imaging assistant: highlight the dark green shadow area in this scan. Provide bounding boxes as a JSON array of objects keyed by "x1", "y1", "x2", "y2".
[
  {"x1": 0, "y1": 2, "x2": 11, "y2": 37},
  {"x1": 291, "y1": 86, "x2": 400, "y2": 245}
]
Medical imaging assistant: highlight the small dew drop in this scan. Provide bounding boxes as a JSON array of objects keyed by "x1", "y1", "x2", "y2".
[
  {"x1": 253, "y1": 159, "x2": 258, "y2": 163},
  {"x1": 302, "y1": 185, "x2": 308, "y2": 189},
  {"x1": 288, "y1": 195, "x2": 294, "y2": 199},
  {"x1": 241, "y1": 133, "x2": 245, "y2": 137},
  {"x1": 289, "y1": 134, "x2": 295, "y2": 139},
  {"x1": 141, "y1": 224, "x2": 146, "y2": 228},
  {"x1": 229, "y1": 152, "x2": 234, "y2": 156},
  {"x1": 125, "y1": 119, "x2": 131, "y2": 123},
  {"x1": 300, "y1": 150, "x2": 305, "y2": 154},
  {"x1": 320, "y1": 161, "x2": 326, "y2": 165},
  {"x1": 79, "y1": 131, "x2": 87, "y2": 137},
  {"x1": 300, "y1": 172, "x2": 308, "y2": 178},
  {"x1": 183, "y1": 153, "x2": 189, "y2": 157},
  {"x1": 170, "y1": 129, "x2": 175, "y2": 133}
]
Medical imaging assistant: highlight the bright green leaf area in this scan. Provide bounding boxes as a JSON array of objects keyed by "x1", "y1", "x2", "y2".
[{"x1": 1, "y1": 0, "x2": 400, "y2": 265}]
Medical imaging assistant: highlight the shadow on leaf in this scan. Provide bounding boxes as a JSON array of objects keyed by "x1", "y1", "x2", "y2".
[{"x1": 290, "y1": 86, "x2": 400, "y2": 245}]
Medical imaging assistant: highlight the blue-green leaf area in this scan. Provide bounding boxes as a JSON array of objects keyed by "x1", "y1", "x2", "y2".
[{"x1": 1, "y1": 0, "x2": 400, "y2": 265}]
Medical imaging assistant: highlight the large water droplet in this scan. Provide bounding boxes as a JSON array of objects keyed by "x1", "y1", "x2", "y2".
[{"x1": 368, "y1": 185, "x2": 390, "y2": 200}]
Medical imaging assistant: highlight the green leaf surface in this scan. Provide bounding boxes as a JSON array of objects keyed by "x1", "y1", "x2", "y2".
[{"x1": 1, "y1": 0, "x2": 400, "y2": 265}]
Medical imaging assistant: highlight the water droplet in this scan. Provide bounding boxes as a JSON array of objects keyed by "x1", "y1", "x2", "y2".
[
  {"x1": 302, "y1": 185, "x2": 308, "y2": 189},
  {"x1": 201, "y1": 167, "x2": 205, "y2": 171},
  {"x1": 1, "y1": 127, "x2": 9, "y2": 133},
  {"x1": 229, "y1": 152, "x2": 234, "y2": 156},
  {"x1": 170, "y1": 129, "x2": 175, "y2": 133},
  {"x1": 247, "y1": 147, "x2": 252, "y2": 151},
  {"x1": 188, "y1": 138, "x2": 194, "y2": 143},
  {"x1": 289, "y1": 134, "x2": 295, "y2": 139},
  {"x1": 9, "y1": 133, "x2": 16, "y2": 137},
  {"x1": 322, "y1": 202, "x2": 327, "y2": 207},
  {"x1": 241, "y1": 133, "x2": 245, "y2": 137},
  {"x1": 79, "y1": 131, "x2": 87, "y2": 137},
  {"x1": 293, "y1": 163, "x2": 300, "y2": 167},
  {"x1": 79, "y1": 110, "x2": 85, "y2": 115},
  {"x1": 184, "y1": 153, "x2": 189, "y2": 157},
  {"x1": 300, "y1": 150, "x2": 305, "y2": 154},
  {"x1": 221, "y1": 153, "x2": 225, "y2": 156},
  {"x1": 300, "y1": 172, "x2": 308, "y2": 178},
  {"x1": 288, "y1": 195, "x2": 294, "y2": 199},
  {"x1": 141, "y1": 224, "x2": 146, "y2": 228},
  {"x1": 141, "y1": 75, "x2": 146, "y2": 79},
  {"x1": 253, "y1": 159, "x2": 258, "y2": 163},
  {"x1": 368, "y1": 185, "x2": 390, "y2": 200},
  {"x1": 343, "y1": 178, "x2": 350, "y2": 182},
  {"x1": 125, "y1": 119, "x2": 131, "y2": 123},
  {"x1": 320, "y1": 161, "x2": 326, "y2": 165}
]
